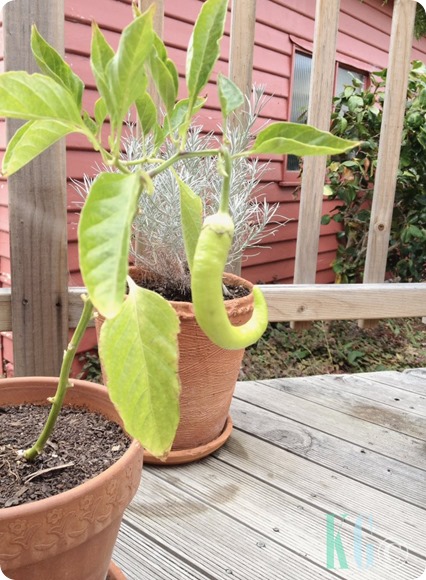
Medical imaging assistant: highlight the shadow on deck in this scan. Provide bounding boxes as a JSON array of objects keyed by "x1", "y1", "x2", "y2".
[{"x1": 113, "y1": 369, "x2": 426, "y2": 579}]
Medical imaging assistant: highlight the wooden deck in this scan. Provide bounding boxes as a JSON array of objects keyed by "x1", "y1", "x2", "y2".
[{"x1": 113, "y1": 370, "x2": 426, "y2": 579}]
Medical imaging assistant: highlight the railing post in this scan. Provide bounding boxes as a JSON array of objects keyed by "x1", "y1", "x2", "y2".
[
  {"x1": 4, "y1": 0, "x2": 68, "y2": 376},
  {"x1": 292, "y1": 0, "x2": 340, "y2": 329},
  {"x1": 360, "y1": 0, "x2": 416, "y2": 328},
  {"x1": 228, "y1": 0, "x2": 257, "y2": 276}
]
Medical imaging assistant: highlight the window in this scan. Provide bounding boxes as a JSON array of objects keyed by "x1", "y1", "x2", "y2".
[{"x1": 285, "y1": 51, "x2": 367, "y2": 181}]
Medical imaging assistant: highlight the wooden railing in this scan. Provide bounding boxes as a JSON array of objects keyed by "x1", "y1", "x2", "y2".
[{"x1": 1, "y1": 0, "x2": 425, "y2": 377}]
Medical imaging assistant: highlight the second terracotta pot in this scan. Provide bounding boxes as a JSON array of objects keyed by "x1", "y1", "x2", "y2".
[{"x1": 97, "y1": 268, "x2": 254, "y2": 464}]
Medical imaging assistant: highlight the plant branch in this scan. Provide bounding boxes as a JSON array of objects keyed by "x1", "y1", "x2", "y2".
[{"x1": 23, "y1": 297, "x2": 94, "y2": 461}]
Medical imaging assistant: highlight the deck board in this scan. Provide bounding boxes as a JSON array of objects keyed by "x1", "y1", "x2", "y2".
[{"x1": 113, "y1": 370, "x2": 426, "y2": 579}]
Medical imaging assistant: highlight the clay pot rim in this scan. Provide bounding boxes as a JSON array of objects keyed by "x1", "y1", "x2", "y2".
[
  {"x1": 0, "y1": 376, "x2": 142, "y2": 519},
  {"x1": 128, "y1": 267, "x2": 254, "y2": 320}
]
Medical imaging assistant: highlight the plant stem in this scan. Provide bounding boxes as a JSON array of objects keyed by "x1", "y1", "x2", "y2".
[
  {"x1": 148, "y1": 149, "x2": 220, "y2": 178},
  {"x1": 219, "y1": 147, "x2": 232, "y2": 214},
  {"x1": 23, "y1": 296, "x2": 94, "y2": 461}
]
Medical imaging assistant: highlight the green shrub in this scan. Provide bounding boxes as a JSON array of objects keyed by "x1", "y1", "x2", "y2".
[{"x1": 323, "y1": 61, "x2": 426, "y2": 283}]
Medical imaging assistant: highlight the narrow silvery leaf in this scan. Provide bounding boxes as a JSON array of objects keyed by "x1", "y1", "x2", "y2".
[
  {"x1": 250, "y1": 122, "x2": 360, "y2": 156},
  {"x1": 31, "y1": 25, "x2": 84, "y2": 109},
  {"x1": 177, "y1": 175, "x2": 203, "y2": 271},
  {"x1": 0, "y1": 72, "x2": 83, "y2": 124},
  {"x1": 2, "y1": 119, "x2": 75, "y2": 176},
  {"x1": 79, "y1": 172, "x2": 141, "y2": 318},
  {"x1": 100, "y1": 279, "x2": 180, "y2": 458},
  {"x1": 218, "y1": 74, "x2": 244, "y2": 118},
  {"x1": 186, "y1": 0, "x2": 228, "y2": 111}
]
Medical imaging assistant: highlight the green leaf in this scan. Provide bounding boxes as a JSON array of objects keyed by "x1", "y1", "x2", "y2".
[
  {"x1": 99, "y1": 279, "x2": 180, "y2": 458},
  {"x1": 166, "y1": 97, "x2": 206, "y2": 134},
  {"x1": 186, "y1": 0, "x2": 228, "y2": 110},
  {"x1": 176, "y1": 175, "x2": 203, "y2": 271},
  {"x1": 94, "y1": 97, "x2": 108, "y2": 128},
  {"x1": 368, "y1": 105, "x2": 380, "y2": 116},
  {"x1": 218, "y1": 74, "x2": 244, "y2": 118},
  {"x1": 0, "y1": 72, "x2": 83, "y2": 124},
  {"x1": 321, "y1": 214, "x2": 331, "y2": 225},
  {"x1": 82, "y1": 111, "x2": 97, "y2": 135},
  {"x1": 348, "y1": 95, "x2": 364, "y2": 112},
  {"x1": 31, "y1": 25, "x2": 84, "y2": 109},
  {"x1": 79, "y1": 172, "x2": 141, "y2": 318},
  {"x1": 347, "y1": 350, "x2": 364, "y2": 365},
  {"x1": 250, "y1": 122, "x2": 360, "y2": 156},
  {"x1": 2, "y1": 119, "x2": 74, "y2": 176},
  {"x1": 136, "y1": 93, "x2": 158, "y2": 136},
  {"x1": 90, "y1": 24, "x2": 115, "y2": 116},
  {"x1": 323, "y1": 185, "x2": 334, "y2": 197},
  {"x1": 107, "y1": 10, "x2": 154, "y2": 129},
  {"x1": 149, "y1": 51, "x2": 177, "y2": 113}
]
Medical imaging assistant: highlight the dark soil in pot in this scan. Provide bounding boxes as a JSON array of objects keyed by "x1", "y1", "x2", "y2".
[
  {"x1": 0, "y1": 404, "x2": 130, "y2": 508},
  {"x1": 128, "y1": 269, "x2": 250, "y2": 302}
]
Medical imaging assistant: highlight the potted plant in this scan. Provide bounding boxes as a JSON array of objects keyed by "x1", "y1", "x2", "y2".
[
  {"x1": 78, "y1": 91, "x2": 287, "y2": 464},
  {"x1": 0, "y1": 0, "x2": 358, "y2": 577}
]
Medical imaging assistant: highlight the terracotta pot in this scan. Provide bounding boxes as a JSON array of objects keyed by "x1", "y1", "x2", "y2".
[
  {"x1": 0, "y1": 377, "x2": 143, "y2": 580},
  {"x1": 96, "y1": 267, "x2": 254, "y2": 465}
]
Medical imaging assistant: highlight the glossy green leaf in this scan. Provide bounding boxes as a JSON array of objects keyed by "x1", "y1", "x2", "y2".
[
  {"x1": 149, "y1": 34, "x2": 178, "y2": 114},
  {"x1": 31, "y1": 25, "x2": 84, "y2": 108},
  {"x1": 2, "y1": 119, "x2": 75, "y2": 176},
  {"x1": 94, "y1": 97, "x2": 108, "y2": 128},
  {"x1": 166, "y1": 97, "x2": 206, "y2": 135},
  {"x1": 166, "y1": 59, "x2": 179, "y2": 96},
  {"x1": 177, "y1": 175, "x2": 203, "y2": 271},
  {"x1": 136, "y1": 93, "x2": 158, "y2": 136},
  {"x1": 90, "y1": 24, "x2": 115, "y2": 117},
  {"x1": 107, "y1": 10, "x2": 154, "y2": 128},
  {"x1": 218, "y1": 74, "x2": 244, "y2": 118},
  {"x1": 0, "y1": 72, "x2": 84, "y2": 124},
  {"x1": 186, "y1": 0, "x2": 228, "y2": 110},
  {"x1": 149, "y1": 52, "x2": 177, "y2": 114},
  {"x1": 99, "y1": 279, "x2": 180, "y2": 458},
  {"x1": 82, "y1": 111, "x2": 97, "y2": 135},
  {"x1": 79, "y1": 172, "x2": 141, "y2": 318},
  {"x1": 250, "y1": 122, "x2": 360, "y2": 156}
]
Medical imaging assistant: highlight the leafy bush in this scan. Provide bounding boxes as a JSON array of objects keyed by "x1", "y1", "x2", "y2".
[{"x1": 323, "y1": 61, "x2": 426, "y2": 283}]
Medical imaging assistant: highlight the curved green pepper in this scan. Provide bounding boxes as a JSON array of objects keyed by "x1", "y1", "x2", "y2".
[{"x1": 191, "y1": 211, "x2": 268, "y2": 350}]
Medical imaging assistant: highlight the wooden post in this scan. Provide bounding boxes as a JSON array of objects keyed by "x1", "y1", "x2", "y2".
[
  {"x1": 292, "y1": 0, "x2": 340, "y2": 329},
  {"x1": 228, "y1": 0, "x2": 257, "y2": 276},
  {"x1": 229, "y1": 0, "x2": 257, "y2": 100},
  {"x1": 360, "y1": 0, "x2": 416, "y2": 328},
  {"x1": 4, "y1": 0, "x2": 68, "y2": 376}
]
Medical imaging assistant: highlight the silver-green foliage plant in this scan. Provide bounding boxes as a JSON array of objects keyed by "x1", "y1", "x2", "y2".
[
  {"x1": 0, "y1": 0, "x2": 358, "y2": 459},
  {"x1": 75, "y1": 88, "x2": 282, "y2": 292}
]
